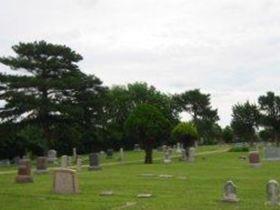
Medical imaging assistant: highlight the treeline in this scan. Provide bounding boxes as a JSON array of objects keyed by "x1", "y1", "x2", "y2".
[
  {"x1": 2, "y1": 41, "x2": 277, "y2": 160},
  {"x1": 231, "y1": 92, "x2": 280, "y2": 145},
  {"x1": 0, "y1": 41, "x2": 224, "y2": 159}
]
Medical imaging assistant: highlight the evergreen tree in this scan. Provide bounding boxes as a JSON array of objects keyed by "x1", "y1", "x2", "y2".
[{"x1": 0, "y1": 41, "x2": 85, "y2": 150}]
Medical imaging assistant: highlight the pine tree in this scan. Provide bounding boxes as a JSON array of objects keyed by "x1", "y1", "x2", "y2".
[{"x1": 0, "y1": 41, "x2": 85, "y2": 147}]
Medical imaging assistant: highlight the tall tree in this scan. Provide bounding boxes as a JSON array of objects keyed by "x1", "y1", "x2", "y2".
[
  {"x1": 171, "y1": 122, "x2": 198, "y2": 157},
  {"x1": 73, "y1": 74, "x2": 108, "y2": 152},
  {"x1": 124, "y1": 104, "x2": 170, "y2": 164},
  {"x1": 104, "y1": 82, "x2": 179, "y2": 148},
  {"x1": 258, "y1": 91, "x2": 280, "y2": 145},
  {"x1": 0, "y1": 41, "x2": 84, "y2": 150},
  {"x1": 231, "y1": 101, "x2": 260, "y2": 144},
  {"x1": 222, "y1": 126, "x2": 234, "y2": 143},
  {"x1": 173, "y1": 89, "x2": 219, "y2": 142}
]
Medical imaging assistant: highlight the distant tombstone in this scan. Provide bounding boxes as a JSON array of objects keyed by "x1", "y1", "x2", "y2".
[
  {"x1": 163, "y1": 150, "x2": 171, "y2": 164},
  {"x1": 88, "y1": 153, "x2": 101, "y2": 170},
  {"x1": 13, "y1": 156, "x2": 20, "y2": 165},
  {"x1": 222, "y1": 181, "x2": 239, "y2": 202},
  {"x1": 106, "y1": 149, "x2": 113, "y2": 159},
  {"x1": 234, "y1": 143, "x2": 244, "y2": 149},
  {"x1": 15, "y1": 159, "x2": 33, "y2": 183},
  {"x1": 264, "y1": 146, "x2": 280, "y2": 161},
  {"x1": 76, "y1": 156, "x2": 82, "y2": 172},
  {"x1": 181, "y1": 148, "x2": 187, "y2": 161},
  {"x1": 249, "y1": 151, "x2": 261, "y2": 167},
  {"x1": 266, "y1": 180, "x2": 280, "y2": 206},
  {"x1": 73, "y1": 148, "x2": 77, "y2": 161},
  {"x1": 0, "y1": 159, "x2": 10, "y2": 166},
  {"x1": 61, "y1": 155, "x2": 68, "y2": 168},
  {"x1": 53, "y1": 169, "x2": 79, "y2": 194},
  {"x1": 188, "y1": 147, "x2": 195, "y2": 162},
  {"x1": 134, "y1": 144, "x2": 141, "y2": 151},
  {"x1": 119, "y1": 148, "x2": 124, "y2": 161},
  {"x1": 176, "y1": 143, "x2": 181, "y2": 153},
  {"x1": 47, "y1": 150, "x2": 57, "y2": 163},
  {"x1": 162, "y1": 145, "x2": 167, "y2": 153},
  {"x1": 36, "y1": 156, "x2": 48, "y2": 174},
  {"x1": 68, "y1": 156, "x2": 72, "y2": 166}
]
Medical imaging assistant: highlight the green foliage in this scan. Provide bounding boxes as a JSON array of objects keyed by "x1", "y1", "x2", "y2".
[
  {"x1": 0, "y1": 40, "x2": 85, "y2": 145},
  {"x1": 17, "y1": 125, "x2": 47, "y2": 156},
  {"x1": 222, "y1": 126, "x2": 234, "y2": 143},
  {"x1": 231, "y1": 101, "x2": 260, "y2": 143},
  {"x1": 228, "y1": 147, "x2": 249, "y2": 152},
  {"x1": 258, "y1": 128, "x2": 273, "y2": 142},
  {"x1": 124, "y1": 104, "x2": 170, "y2": 144},
  {"x1": 258, "y1": 91, "x2": 280, "y2": 143},
  {"x1": 173, "y1": 89, "x2": 219, "y2": 142},
  {"x1": 104, "y1": 82, "x2": 178, "y2": 148},
  {"x1": 171, "y1": 122, "x2": 198, "y2": 141}
]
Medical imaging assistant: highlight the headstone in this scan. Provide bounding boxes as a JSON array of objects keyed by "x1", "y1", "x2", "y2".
[
  {"x1": 61, "y1": 155, "x2": 68, "y2": 168},
  {"x1": 162, "y1": 145, "x2": 167, "y2": 153},
  {"x1": 100, "y1": 191, "x2": 114, "y2": 196},
  {"x1": 134, "y1": 144, "x2": 141, "y2": 151},
  {"x1": 68, "y1": 156, "x2": 72, "y2": 166},
  {"x1": 266, "y1": 180, "x2": 280, "y2": 206},
  {"x1": 47, "y1": 149, "x2": 57, "y2": 163},
  {"x1": 76, "y1": 156, "x2": 82, "y2": 172},
  {"x1": 163, "y1": 148, "x2": 172, "y2": 164},
  {"x1": 222, "y1": 181, "x2": 239, "y2": 202},
  {"x1": 15, "y1": 159, "x2": 33, "y2": 183},
  {"x1": 181, "y1": 148, "x2": 187, "y2": 161},
  {"x1": 249, "y1": 151, "x2": 261, "y2": 167},
  {"x1": 88, "y1": 153, "x2": 101, "y2": 170},
  {"x1": 36, "y1": 156, "x2": 48, "y2": 174},
  {"x1": 119, "y1": 148, "x2": 124, "y2": 161},
  {"x1": 0, "y1": 159, "x2": 10, "y2": 166},
  {"x1": 188, "y1": 147, "x2": 195, "y2": 162},
  {"x1": 137, "y1": 193, "x2": 152, "y2": 198},
  {"x1": 106, "y1": 149, "x2": 113, "y2": 159},
  {"x1": 264, "y1": 146, "x2": 280, "y2": 161},
  {"x1": 53, "y1": 169, "x2": 79, "y2": 194},
  {"x1": 176, "y1": 142, "x2": 181, "y2": 153},
  {"x1": 73, "y1": 147, "x2": 77, "y2": 161},
  {"x1": 13, "y1": 156, "x2": 20, "y2": 165}
]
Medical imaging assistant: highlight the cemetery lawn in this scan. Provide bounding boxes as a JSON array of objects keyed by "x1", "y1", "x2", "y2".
[{"x1": 0, "y1": 145, "x2": 280, "y2": 210}]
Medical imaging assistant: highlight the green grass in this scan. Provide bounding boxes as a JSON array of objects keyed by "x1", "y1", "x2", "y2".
[{"x1": 0, "y1": 145, "x2": 280, "y2": 210}]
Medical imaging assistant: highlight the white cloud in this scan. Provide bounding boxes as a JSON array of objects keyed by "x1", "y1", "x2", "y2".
[{"x1": 1, "y1": 0, "x2": 280, "y2": 126}]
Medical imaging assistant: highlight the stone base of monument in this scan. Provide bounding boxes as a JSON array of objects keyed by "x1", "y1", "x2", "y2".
[
  {"x1": 15, "y1": 175, "x2": 33, "y2": 183},
  {"x1": 222, "y1": 194, "x2": 239, "y2": 203},
  {"x1": 250, "y1": 163, "x2": 262, "y2": 168},
  {"x1": 35, "y1": 169, "x2": 48, "y2": 174},
  {"x1": 163, "y1": 159, "x2": 171, "y2": 164},
  {"x1": 88, "y1": 166, "x2": 102, "y2": 171}
]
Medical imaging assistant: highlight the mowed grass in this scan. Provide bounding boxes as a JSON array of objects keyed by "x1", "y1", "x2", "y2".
[{"x1": 0, "y1": 145, "x2": 280, "y2": 210}]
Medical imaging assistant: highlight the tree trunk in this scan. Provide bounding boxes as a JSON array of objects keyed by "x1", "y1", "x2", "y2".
[{"x1": 144, "y1": 143, "x2": 153, "y2": 164}]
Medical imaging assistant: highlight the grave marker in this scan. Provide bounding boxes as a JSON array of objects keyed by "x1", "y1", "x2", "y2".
[{"x1": 53, "y1": 169, "x2": 79, "y2": 194}]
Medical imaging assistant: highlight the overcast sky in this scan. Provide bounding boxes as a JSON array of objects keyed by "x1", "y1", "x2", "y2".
[{"x1": 1, "y1": 0, "x2": 280, "y2": 126}]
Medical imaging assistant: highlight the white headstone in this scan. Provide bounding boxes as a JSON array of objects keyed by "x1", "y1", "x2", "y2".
[
  {"x1": 266, "y1": 180, "x2": 280, "y2": 205},
  {"x1": 222, "y1": 180, "x2": 239, "y2": 202},
  {"x1": 119, "y1": 148, "x2": 124, "y2": 161},
  {"x1": 76, "y1": 157, "x2": 82, "y2": 172},
  {"x1": 188, "y1": 147, "x2": 195, "y2": 162},
  {"x1": 61, "y1": 155, "x2": 68, "y2": 168}
]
